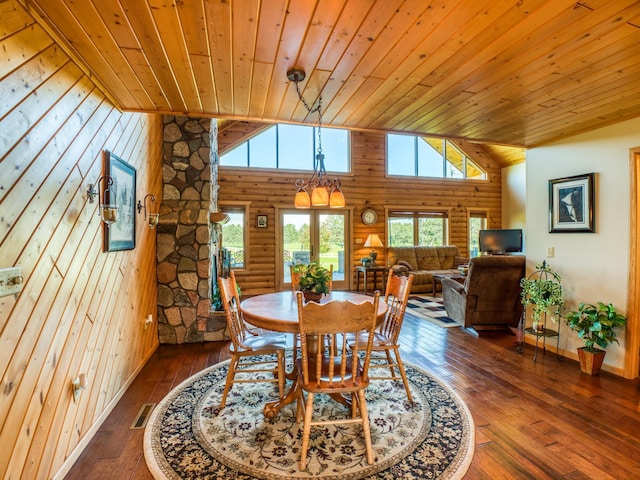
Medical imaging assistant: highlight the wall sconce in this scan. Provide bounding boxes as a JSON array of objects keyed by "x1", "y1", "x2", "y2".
[
  {"x1": 71, "y1": 373, "x2": 88, "y2": 402},
  {"x1": 137, "y1": 194, "x2": 159, "y2": 229},
  {"x1": 364, "y1": 234, "x2": 384, "y2": 266},
  {"x1": 209, "y1": 211, "x2": 230, "y2": 224},
  {"x1": 87, "y1": 176, "x2": 118, "y2": 225}
]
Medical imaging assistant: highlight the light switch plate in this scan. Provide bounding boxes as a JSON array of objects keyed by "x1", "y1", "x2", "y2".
[
  {"x1": 546, "y1": 246, "x2": 554, "y2": 258},
  {"x1": 0, "y1": 267, "x2": 23, "y2": 297}
]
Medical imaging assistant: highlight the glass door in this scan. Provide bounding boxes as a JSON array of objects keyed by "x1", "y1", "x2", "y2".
[{"x1": 280, "y1": 210, "x2": 348, "y2": 290}]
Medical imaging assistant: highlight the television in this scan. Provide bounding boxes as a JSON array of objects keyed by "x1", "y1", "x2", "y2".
[{"x1": 478, "y1": 229, "x2": 523, "y2": 254}]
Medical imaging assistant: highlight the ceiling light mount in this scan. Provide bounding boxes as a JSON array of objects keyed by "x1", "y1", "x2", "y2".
[
  {"x1": 288, "y1": 67, "x2": 345, "y2": 209},
  {"x1": 286, "y1": 68, "x2": 306, "y2": 83}
]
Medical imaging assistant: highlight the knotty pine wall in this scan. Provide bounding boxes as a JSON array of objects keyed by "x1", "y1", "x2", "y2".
[
  {"x1": 218, "y1": 123, "x2": 503, "y2": 294},
  {"x1": 0, "y1": 2, "x2": 162, "y2": 478}
]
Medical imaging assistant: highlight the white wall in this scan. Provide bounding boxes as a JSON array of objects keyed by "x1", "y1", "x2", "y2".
[{"x1": 526, "y1": 117, "x2": 640, "y2": 371}]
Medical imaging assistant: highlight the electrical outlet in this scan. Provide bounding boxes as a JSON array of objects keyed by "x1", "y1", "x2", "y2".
[
  {"x1": 546, "y1": 246, "x2": 554, "y2": 258},
  {"x1": 0, "y1": 267, "x2": 23, "y2": 297}
]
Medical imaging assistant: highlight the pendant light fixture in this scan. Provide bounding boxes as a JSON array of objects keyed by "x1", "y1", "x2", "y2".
[{"x1": 288, "y1": 68, "x2": 345, "y2": 209}]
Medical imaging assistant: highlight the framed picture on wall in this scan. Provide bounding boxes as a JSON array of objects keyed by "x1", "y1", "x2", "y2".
[
  {"x1": 549, "y1": 172, "x2": 595, "y2": 233},
  {"x1": 104, "y1": 150, "x2": 136, "y2": 251},
  {"x1": 257, "y1": 215, "x2": 267, "y2": 228}
]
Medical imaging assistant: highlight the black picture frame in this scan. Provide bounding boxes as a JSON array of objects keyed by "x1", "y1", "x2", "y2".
[
  {"x1": 257, "y1": 215, "x2": 267, "y2": 228},
  {"x1": 549, "y1": 173, "x2": 595, "y2": 233},
  {"x1": 104, "y1": 150, "x2": 136, "y2": 251}
]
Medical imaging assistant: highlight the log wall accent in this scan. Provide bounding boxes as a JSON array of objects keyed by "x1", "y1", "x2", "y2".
[
  {"x1": 217, "y1": 123, "x2": 503, "y2": 295},
  {"x1": 0, "y1": 2, "x2": 162, "y2": 478}
]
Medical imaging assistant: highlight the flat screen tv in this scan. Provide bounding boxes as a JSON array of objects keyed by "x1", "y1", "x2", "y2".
[{"x1": 478, "y1": 229, "x2": 523, "y2": 254}]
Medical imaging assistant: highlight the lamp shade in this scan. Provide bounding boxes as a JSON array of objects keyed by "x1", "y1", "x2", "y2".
[
  {"x1": 329, "y1": 188, "x2": 346, "y2": 208},
  {"x1": 310, "y1": 185, "x2": 329, "y2": 206},
  {"x1": 294, "y1": 189, "x2": 311, "y2": 208},
  {"x1": 364, "y1": 233, "x2": 383, "y2": 248}
]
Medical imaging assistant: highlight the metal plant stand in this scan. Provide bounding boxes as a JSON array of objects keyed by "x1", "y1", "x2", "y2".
[{"x1": 518, "y1": 261, "x2": 563, "y2": 362}]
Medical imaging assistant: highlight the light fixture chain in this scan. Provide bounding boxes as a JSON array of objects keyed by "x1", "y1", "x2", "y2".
[
  {"x1": 289, "y1": 67, "x2": 345, "y2": 209},
  {"x1": 294, "y1": 80, "x2": 321, "y2": 116}
]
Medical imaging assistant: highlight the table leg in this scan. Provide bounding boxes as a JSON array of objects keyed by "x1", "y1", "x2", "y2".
[
  {"x1": 363, "y1": 269, "x2": 368, "y2": 295},
  {"x1": 264, "y1": 376, "x2": 299, "y2": 419}
]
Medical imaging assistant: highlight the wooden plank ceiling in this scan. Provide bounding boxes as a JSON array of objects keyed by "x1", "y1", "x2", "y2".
[{"x1": 22, "y1": 0, "x2": 640, "y2": 163}]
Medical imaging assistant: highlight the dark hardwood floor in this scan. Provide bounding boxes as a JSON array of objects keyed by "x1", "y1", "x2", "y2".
[{"x1": 65, "y1": 313, "x2": 640, "y2": 479}]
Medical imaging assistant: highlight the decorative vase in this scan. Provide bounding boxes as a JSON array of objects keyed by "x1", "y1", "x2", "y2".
[
  {"x1": 577, "y1": 347, "x2": 606, "y2": 375},
  {"x1": 303, "y1": 290, "x2": 323, "y2": 303}
]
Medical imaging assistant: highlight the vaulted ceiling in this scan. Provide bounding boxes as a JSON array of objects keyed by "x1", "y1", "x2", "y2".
[{"x1": 24, "y1": 0, "x2": 640, "y2": 164}]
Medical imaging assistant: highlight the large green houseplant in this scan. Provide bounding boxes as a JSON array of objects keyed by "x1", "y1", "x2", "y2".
[
  {"x1": 564, "y1": 302, "x2": 627, "y2": 375},
  {"x1": 292, "y1": 262, "x2": 331, "y2": 302},
  {"x1": 520, "y1": 261, "x2": 564, "y2": 329}
]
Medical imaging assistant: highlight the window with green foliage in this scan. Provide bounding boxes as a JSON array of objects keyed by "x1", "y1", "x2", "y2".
[
  {"x1": 221, "y1": 209, "x2": 246, "y2": 269},
  {"x1": 387, "y1": 133, "x2": 486, "y2": 180},
  {"x1": 388, "y1": 210, "x2": 448, "y2": 247},
  {"x1": 220, "y1": 124, "x2": 350, "y2": 172},
  {"x1": 468, "y1": 211, "x2": 488, "y2": 258}
]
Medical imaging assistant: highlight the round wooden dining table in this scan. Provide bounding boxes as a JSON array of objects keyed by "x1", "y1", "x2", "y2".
[
  {"x1": 240, "y1": 290, "x2": 388, "y2": 333},
  {"x1": 240, "y1": 291, "x2": 388, "y2": 418}
]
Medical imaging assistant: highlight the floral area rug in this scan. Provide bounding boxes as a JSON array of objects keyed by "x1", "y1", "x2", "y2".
[
  {"x1": 144, "y1": 356, "x2": 474, "y2": 479},
  {"x1": 406, "y1": 295, "x2": 460, "y2": 328}
]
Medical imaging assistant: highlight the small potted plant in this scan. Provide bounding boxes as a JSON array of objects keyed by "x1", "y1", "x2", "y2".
[
  {"x1": 564, "y1": 302, "x2": 627, "y2": 375},
  {"x1": 520, "y1": 261, "x2": 564, "y2": 331},
  {"x1": 292, "y1": 262, "x2": 331, "y2": 303}
]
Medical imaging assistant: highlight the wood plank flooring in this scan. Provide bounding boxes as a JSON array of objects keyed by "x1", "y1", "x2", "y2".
[{"x1": 64, "y1": 313, "x2": 640, "y2": 479}]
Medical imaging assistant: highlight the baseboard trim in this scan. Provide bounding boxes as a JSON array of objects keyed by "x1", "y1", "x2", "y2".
[
  {"x1": 52, "y1": 341, "x2": 159, "y2": 480},
  {"x1": 520, "y1": 336, "x2": 624, "y2": 377}
]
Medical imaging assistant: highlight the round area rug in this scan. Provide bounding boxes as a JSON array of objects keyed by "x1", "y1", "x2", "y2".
[{"x1": 144, "y1": 357, "x2": 474, "y2": 479}]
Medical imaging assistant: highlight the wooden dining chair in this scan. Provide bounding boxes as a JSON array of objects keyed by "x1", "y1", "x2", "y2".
[
  {"x1": 218, "y1": 271, "x2": 286, "y2": 409},
  {"x1": 289, "y1": 263, "x2": 334, "y2": 364},
  {"x1": 348, "y1": 270, "x2": 415, "y2": 402},
  {"x1": 294, "y1": 291, "x2": 380, "y2": 470}
]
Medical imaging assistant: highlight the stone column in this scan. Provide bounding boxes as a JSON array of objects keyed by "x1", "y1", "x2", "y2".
[{"x1": 157, "y1": 116, "x2": 225, "y2": 343}]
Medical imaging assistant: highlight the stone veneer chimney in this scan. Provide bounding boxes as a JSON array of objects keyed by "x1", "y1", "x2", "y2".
[{"x1": 157, "y1": 116, "x2": 225, "y2": 343}]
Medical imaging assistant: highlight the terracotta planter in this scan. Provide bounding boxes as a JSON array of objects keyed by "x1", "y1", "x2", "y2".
[
  {"x1": 577, "y1": 347, "x2": 606, "y2": 375},
  {"x1": 303, "y1": 291, "x2": 323, "y2": 303}
]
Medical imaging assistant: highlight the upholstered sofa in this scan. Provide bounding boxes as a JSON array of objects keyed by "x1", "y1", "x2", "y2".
[
  {"x1": 387, "y1": 245, "x2": 467, "y2": 294},
  {"x1": 441, "y1": 255, "x2": 526, "y2": 329}
]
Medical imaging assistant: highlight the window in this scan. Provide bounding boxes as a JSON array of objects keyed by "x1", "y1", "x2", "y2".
[
  {"x1": 468, "y1": 211, "x2": 488, "y2": 258},
  {"x1": 388, "y1": 210, "x2": 448, "y2": 247},
  {"x1": 387, "y1": 133, "x2": 487, "y2": 180},
  {"x1": 220, "y1": 206, "x2": 248, "y2": 269},
  {"x1": 220, "y1": 124, "x2": 350, "y2": 173}
]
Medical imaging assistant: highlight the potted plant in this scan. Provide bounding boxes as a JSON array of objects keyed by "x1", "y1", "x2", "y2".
[
  {"x1": 564, "y1": 302, "x2": 627, "y2": 375},
  {"x1": 292, "y1": 262, "x2": 331, "y2": 302},
  {"x1": 520, "y1": 261, "x2": 564, "y2": 331}
]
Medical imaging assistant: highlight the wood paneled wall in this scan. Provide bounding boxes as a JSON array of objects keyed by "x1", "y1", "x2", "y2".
[
  {"x1": 0, "y1": 2, "x2": 162, "y2": 478},
  {"x1": 218, "y1": 123, "x2": 503, "y2": 295}
]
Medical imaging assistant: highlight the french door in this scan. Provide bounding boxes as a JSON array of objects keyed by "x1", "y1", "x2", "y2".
[{"x1": 279, "y1": 209, "x2": 349, "y2": 291}]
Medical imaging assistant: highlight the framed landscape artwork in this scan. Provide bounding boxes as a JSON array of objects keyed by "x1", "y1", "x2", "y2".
[
  {"x1": 548, "y1": 172, "x2": 595, "y2": 233},
  {"x1": 104, "y1": 150, "x2": 136, "y2": 251}
]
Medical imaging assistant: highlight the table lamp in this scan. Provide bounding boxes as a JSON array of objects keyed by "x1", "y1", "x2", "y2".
[{"x1": 364, "y1": 234, "x2": 383, "y2": 266}]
